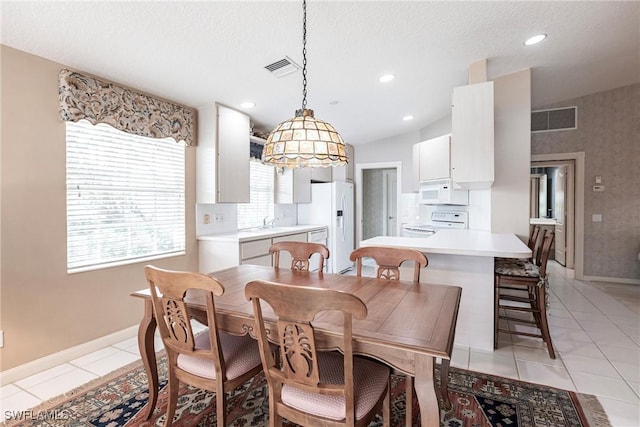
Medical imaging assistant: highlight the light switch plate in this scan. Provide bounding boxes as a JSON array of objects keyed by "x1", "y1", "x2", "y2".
[
  {"x1": 0, "y1": 330, "x2": 4, "y2": 348},
  {"x1": 592, "y1": 214, "x2": 602, "y2": 222}
]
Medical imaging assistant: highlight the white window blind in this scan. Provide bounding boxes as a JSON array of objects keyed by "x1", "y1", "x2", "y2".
[
  {"x1": 66, "y1": 120, "x2": 185, "y2": 272},
  {"x1": 237, "y1": 160, "x2": 274, "y2": 229}
]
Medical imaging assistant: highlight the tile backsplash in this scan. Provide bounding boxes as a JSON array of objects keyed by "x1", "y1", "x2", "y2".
[
  {"x1": 196, "y1": 203, "x2": 238, "y2": 235},
  {"x1": 196, "y1": 203, "x2": 298, "y2": 236}
]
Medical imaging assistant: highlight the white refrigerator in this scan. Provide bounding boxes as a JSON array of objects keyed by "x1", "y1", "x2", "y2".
[{"x1": 297, "y1": 181, "x2": 354, "y2": 273}]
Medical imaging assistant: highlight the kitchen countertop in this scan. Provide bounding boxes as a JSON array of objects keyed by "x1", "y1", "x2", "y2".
[
  {"x1": 360, "y1": 229, "x2": 531, "y2": 258},
  {"x1": 197, "y1": 224, "x2": 327, "y2": 242}
]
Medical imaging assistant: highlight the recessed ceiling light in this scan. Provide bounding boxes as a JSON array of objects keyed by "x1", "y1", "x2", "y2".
[
  {"x1": 524, "y1": 34, "x2": 547, "y2": 46},
  {"x1": 379, "y1": 74, "x2": 396, "y2": 83},
  {"x1": 403, "y1": 115, "x2": 414, "y2": 121},
  {"x1": 240, "y1": 101, "x2": 256, "y2": 108}
]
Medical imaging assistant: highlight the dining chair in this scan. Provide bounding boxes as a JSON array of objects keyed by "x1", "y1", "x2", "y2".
[
  {"x1": 145, "y1": 266, "x2": 264, "y2": 427},
  {"x1": 245, "y1": 280, "x2": 391, "y2": 427},
  {"x1": 349, "y1": 246, "x2": 444, "y2": 421},
  {"x1": 269, "y1": 241, "x2": 330, "y2": 271},
  {"x1": 349, "y1": 246, "x2": 428, "y2": 282},
  {"x1": 494, "y1": 231, "x2": 556, "y2": 358}
]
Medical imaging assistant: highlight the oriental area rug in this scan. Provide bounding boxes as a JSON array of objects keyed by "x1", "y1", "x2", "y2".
[{"x1": 4, "y1": 357, "x2": 609, "y2": 427}]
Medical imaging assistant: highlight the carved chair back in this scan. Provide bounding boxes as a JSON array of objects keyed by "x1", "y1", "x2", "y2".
[
  {"x1": 349, "y1": 246, "x2": 428, "y2": 282},
  {"x1": 245, "y1": 280, "x2": 368, "y2": 425},
  {"x1": 269, "y1": 241, "x2": 330, "y2": 271}
]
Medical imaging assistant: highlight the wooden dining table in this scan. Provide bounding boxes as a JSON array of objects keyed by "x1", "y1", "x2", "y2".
[{"x1": 131, "y1": 264, "x2": 462, "y2": 427}]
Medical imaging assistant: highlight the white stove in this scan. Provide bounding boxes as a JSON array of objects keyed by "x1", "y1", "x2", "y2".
[{"x1": 401, "y1": 211, "x2": 468, "y2": 237}]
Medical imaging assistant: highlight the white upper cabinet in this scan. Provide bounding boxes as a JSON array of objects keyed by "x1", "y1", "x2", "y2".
[
  {"x1": 310, "y1": 166, "x2": 332, "y2": 183},
  {"x1": 275, "y1": 167, "x2": 311, "y2": 203},
  {"x1": 418, "y1": 134, "x2": 451, "y2": 181},
  {"x1": 332, "y1": 143, "x2": 355, "y2": 182},
  {"x1": 216, "y1": 104, "x2": 250, "y2": 202},
  {"x1": 451, "y1": 81, "x2": 494, "y2": 189},
  {"x1": 310, "y1": 143, "x2": 354, "y2": 182}
]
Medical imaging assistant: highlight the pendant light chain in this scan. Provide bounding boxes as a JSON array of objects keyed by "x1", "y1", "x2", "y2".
[
  {"x1": 262, "y1": 0, "x2": 348, "y2": 169},
  {"x1": 301, "y1": 0, "x2": 308, "y2": 111}
]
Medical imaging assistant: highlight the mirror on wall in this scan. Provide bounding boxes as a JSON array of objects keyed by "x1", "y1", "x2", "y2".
[{"x1": 530, "y1": 167, "x2": 559, "y2": 219}]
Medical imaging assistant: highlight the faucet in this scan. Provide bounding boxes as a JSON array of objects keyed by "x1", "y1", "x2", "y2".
[{"x1": 262, "y1": 216, "x2": 275, "y2": 228}]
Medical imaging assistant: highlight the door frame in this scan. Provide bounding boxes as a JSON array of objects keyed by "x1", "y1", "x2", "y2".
[
  {"x1": 532, "y1": 152, "x2": 585, "y2": 279},
  {"x1": 355, "y1": 162, "x2": 402, "y2": 246}
]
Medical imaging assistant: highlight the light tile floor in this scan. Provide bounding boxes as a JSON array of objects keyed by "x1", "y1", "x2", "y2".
[{"x1": 1, "y1": 262, "x2": 639, "y2": 426}]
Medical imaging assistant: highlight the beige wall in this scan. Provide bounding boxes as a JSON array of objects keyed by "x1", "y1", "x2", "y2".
[
  {"x1": 532, "y1": 84, "x2": 640, "y2": 280},
  {"x1": 0, "y1": 45, "x2": 198, "y2": 370},
  {"x1": 353, "y1": 130, "x2": 420, "y2": 194},
  {"x1": 491, "y1": 69, "x2": 531, "y2": 238}
]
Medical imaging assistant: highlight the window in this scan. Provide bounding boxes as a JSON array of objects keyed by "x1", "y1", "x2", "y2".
[
  {"x1": 237, "y1": 159, "x2": 274, "y2": 229},
  {"x1": 66, "y1": 120, "x2": 185, "y2": 272}
]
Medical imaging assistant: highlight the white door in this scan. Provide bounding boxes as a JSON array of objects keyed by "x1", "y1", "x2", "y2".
[
  {"x1": 554, "y1": 166, "x2": 567, "y2": 266},
  {"x1": 383, "y1": 169, "x2": 397, "y2": 236}
]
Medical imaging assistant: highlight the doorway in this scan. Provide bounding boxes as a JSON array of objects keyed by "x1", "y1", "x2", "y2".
[
  {"x1": 531, "y1": 152, "x2": 585, "y2": 278},
  {"x1": 355, "y1": 162, "x2": 402, "y2": 243},
  {"x1": 530, "y1": 164, "x2": 573, "y2": 267}
]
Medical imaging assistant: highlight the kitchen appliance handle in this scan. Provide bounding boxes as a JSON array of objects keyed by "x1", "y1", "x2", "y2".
[{"x1": 341, "y1": 193, "x2": 346, "y2": 241}]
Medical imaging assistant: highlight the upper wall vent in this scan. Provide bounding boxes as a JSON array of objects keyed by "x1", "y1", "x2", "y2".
[
  {"x1": 265, "y1": 56, "x2": 301, "y2": 78},
  {"x1": 531, "y1": 107, "x2": 577, "y2": 133}
]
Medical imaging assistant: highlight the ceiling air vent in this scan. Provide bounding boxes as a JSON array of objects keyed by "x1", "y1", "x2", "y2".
[
  {"x1": 264, "y1": 56, "x2": 301, "y2": 78},
  {"x1": 531, "y1": 107, "x2": 577, "y2": 133}
]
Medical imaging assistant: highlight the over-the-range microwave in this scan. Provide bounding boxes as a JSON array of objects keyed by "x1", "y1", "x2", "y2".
[{"x1": 418, "y1": 178, "x2": 469, "y2": 205}]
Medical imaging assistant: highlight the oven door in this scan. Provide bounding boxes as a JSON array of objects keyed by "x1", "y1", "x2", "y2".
[{"x1": 401, "y1": 226, "x2": 436, "y2": 238}]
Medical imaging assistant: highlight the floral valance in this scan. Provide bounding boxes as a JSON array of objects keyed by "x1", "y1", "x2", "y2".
[{"x1": 58, "y1": 69, "x2": 196, "y2": 146}]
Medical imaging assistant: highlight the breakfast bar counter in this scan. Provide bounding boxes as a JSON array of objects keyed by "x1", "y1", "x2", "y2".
[{"x1": 360, "y1": 229, "x2": 531, "y2": 351}]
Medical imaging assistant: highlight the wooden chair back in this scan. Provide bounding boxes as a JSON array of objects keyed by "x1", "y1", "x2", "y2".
[
  {"x1": 533, "y1": 229, "x2": 548, "y2": 267},
  {"x1": 538, "y1": 231, "x2": 556, "y2": 277},
  {"x1": 245, "y1": 280, "x2": 368, "y2": 425},
  {"x1": 145, "y1": 266, "x2": 226, "y2": 377},
  {"x1": 528, "y1": 225, "x2": 541, "y2": 251},
  {"x1": 349, "y1": 246, "x2": 428, "y2": 282},
  {"x1": 269, "y1": 241, "x2": 330, "y2": 271}
]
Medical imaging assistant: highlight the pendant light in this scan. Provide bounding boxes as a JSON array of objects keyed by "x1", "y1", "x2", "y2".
[{"x1": 262, "y1": 0, "x2": 348, "y2": 169}]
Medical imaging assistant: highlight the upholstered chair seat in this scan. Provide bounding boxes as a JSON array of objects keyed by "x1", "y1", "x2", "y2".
[
  {"x1": 177, "y1": 331, "x2": 263, "y2": 381},
  {"x1": 281, "y1": 351, "x2": 390, "y2": 421}
]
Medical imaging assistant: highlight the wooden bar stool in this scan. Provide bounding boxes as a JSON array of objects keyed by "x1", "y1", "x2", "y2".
[{"x1": 494, "y1": 231, "x2": 556, "y2": 358}]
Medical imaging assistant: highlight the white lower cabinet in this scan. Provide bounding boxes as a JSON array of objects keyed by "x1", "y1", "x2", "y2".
[
  {"x1": 272, "y1": 232, "x2": 307, "y2": 268},
  {"x1": 240, "y1": 238, "x2": 272, "y2": 266},
  {"x1": 199, "y1": 230, "x2": 318, "y2": 273}
]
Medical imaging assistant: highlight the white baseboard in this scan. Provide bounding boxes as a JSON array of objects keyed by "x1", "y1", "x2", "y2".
[
  {"x1": 0, "y1": 325, "x2": 138, "y2": 386},
  {"x1": 583, "y1": 275, "x2": 640, "y2": 285}
]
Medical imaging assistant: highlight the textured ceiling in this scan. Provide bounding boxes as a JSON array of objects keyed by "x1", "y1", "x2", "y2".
[{"x1": 1, "y1": 1, "x2": 638, "y2": 145}]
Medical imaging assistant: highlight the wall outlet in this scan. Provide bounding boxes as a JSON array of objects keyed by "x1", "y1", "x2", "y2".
[
  {"x1": 0, "y1": 330, "x2": 4, "y2": 348},
  {"x1": 203, "y1": 214, "x2": 211, "y2": 224},
  {"x1": 214, "y1": 213, "x2": 224, "y2": 223}
]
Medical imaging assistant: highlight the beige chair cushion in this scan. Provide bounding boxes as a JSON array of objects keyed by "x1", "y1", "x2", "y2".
[
  {"x1": 495, "y1": 258, "x2": 540, "y2": 278},
  {"x1": 177, "y1": 330, "x2": 262, "y2": 381},
  {"x1": 281, "y1": 351, "x2": 390, "y2": 421}
]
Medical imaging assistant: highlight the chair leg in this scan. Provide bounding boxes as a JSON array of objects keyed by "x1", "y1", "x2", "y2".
[
  {"x1": 536, "y1": 283, "x2": 556, "y2": 359},
  {"x1": 405, "y1": 375, "x2": 413, "y2": 427},
  {"x1": 494, "y1": 275, "x2": 500, "y2": 349},
  {"x1": 216, "y1": 386, "x2": 226, "y2": 427},
  {"x1": 383, "y1": 380, "x2": 391, "y2": 427},
  {"x1": 164, "y1": 370, "x2": 178, "y2": 427}
]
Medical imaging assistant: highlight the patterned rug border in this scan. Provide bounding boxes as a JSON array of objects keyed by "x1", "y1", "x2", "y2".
[{"x1": 2, "y1": 354, "x2": 611, "y2": 427}]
